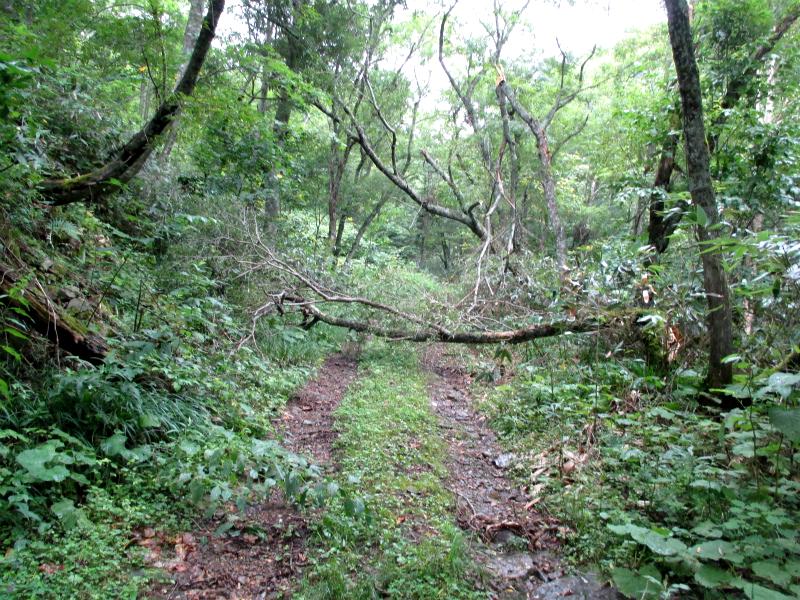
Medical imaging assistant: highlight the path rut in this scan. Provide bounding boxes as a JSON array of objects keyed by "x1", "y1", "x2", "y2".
[
  {"x1": 423, "y1": 346, "x2": 619, "y2": 600},
  {"x1": 148, "y1": 349, "x2": 359, "y2": 600}
]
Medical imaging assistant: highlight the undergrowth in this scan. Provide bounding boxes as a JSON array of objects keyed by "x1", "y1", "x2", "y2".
[
  {"x1": 480, "y1": 338, "x2": 800, "y2": 599},
  {"x1": 0, "y1": 201, "x2": 343, "y2": 597}
]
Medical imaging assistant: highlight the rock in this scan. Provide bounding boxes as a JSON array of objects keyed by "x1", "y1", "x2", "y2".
[
  {"x1": 494, "y1": 453, "x2": 516, "y2": 469},
  {"x1": 66, "y1": 297, "x2": 92, "y2": 314},
  {"x1": 58, "y1": 285, "x2": 80, "y2": 302},
  {"x1": 485, "y1": 551, "x2": 535, "y2": 580},
  {"x1": 531, "y1": 573, "x2": 621, "y2": 600}
]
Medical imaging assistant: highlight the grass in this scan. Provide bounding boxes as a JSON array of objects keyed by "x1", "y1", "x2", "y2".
[{"x1": 298, "y1": 341, "x2": 485, "y2": 600}]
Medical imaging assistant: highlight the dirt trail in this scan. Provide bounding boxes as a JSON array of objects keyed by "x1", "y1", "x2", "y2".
[
  {"x1": 422, "y1": 346, "x2": 618, "y2": 600},
  {"x1": 148, "y1": 349, "x2": 359, "y2": 600}
]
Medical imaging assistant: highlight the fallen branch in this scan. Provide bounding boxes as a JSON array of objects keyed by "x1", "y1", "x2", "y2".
[
  {"x1": 1, "y1": 263, "x2": 108, "y2": 363},
  {"x1": 282, "y1": 293, "x2": 607, "y2": 344}
]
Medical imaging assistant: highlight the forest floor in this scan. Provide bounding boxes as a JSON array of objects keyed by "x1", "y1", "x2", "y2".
[{"x1": 147, "y1": 343, "x2": 618, "y2": 599}]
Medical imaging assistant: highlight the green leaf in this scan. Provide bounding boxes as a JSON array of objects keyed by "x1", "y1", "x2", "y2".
[
  {"x1": 51, "y1": 498, "x2": 86, "y2": 530},
  {"x1": 768, "y1": 408, "x2": 800, "y2": 443},
  {"x1": 608, "y1": 523, "x2": 688, "y2": 556},
  {"x1": 138, "y1": 413, "x2": 161, "y2": 428},
  {"x1": 2, "y1": 345, "x2": 21, "y2": 361},
  {"x1": 690, "y1": 479, "x2": 721, "y2": 491},
  {"x1": 751, "y1": 561, "x2": 792, "y2": 588},
  {"x1": 694, "y1": 564, "x2": 732, "y2": 589},
  {"x1": 3, "y1": 326, "x2": 27, "y2": 339},
  {"x1": 16, "y1": 441, "x2": 69, "y2": 482},
  {"x1": 0, "y1": 378, "x2": 9, "y2": 400},
  {"x1": 696, "y1": 205, "x2": 709, "y2": 227},
  {"x1": 612, "y1": 566, "x2": 662, "y2": 599},
  {"x1": 691, "y1": 539, "x2": 744, "y2": 564},
  {"x1": 100, "y1": 432, "x2": 128, "y2": 457},
  {"x1": 732, "y1": 578, "x2": 795, "y2": 600}
]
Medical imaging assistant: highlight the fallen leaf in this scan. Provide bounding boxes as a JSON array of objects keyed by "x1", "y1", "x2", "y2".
[{"x1": 39, "y1": 563, "x2": 64, "y2": 575}]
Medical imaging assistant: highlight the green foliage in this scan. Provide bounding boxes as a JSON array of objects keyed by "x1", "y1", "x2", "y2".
[{"x1": 484, "y1": 336, "x2": 800, "y2": 599}]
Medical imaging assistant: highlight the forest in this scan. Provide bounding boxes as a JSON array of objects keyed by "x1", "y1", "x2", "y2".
[{"x1": 1, "y1": 0, "x2": 799, "y2": 598}]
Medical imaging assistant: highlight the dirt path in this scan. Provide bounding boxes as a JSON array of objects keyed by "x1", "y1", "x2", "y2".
[
  {"x1": 422, "y1": 346, "x2": 618, "y2": 600},
  {"x1": 147, "y1": 349, "x2": 359, "y2": 600}
]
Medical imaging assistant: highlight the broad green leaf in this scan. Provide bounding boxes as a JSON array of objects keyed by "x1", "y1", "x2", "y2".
[
  {"x1": 690, "y1": 479, "x2": 721, "y2": 491},
  {"x1": 751, "y1": 561, "x2": 792, "y2": 587},
  {"x1": 612, "y1": 566, "x2": 662, "y2": 599},
  {"x1": 16, "y1": 441, "x2": 69, "y2": 482},
  {"x1": 692, "y1": 540, "x2": 743, "y2": 564},
  {"x1": 696, "y1": 205, "x2": 709, "y2": 227},
  {"x1": 694, "y1": 564, "x2": 732, "y2": 589},
  {"x1": 733, "y1": 578, "x2": 795, "y2": 600},
  {"x1": 138, "y1": 413, "x2": 161, "y2": 428},
  {"x1": 768, "y1": 408, "x2": 800, "y2": 443},
  {"x1": 101, "y1": 432, "x2": 127, "y2": 457},
  {"x1": 609, "y1": 523, "x2": 688, "y2": 556},
  {"x1": 51, "y1": 498, "x2": 82, "y2": 530}
]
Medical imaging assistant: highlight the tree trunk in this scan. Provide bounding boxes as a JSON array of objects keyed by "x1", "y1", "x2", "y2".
[
  {"x1": 344, "y1": 192, "x2": 390, "y2": 264},
  {"x1": 159, "y1": 0, "x2": 207, "y2": 160},
  {"x1": 263, "y1": 1, "x2": 303, "y2": 237},
  {"x1": 39, "y1": 0, "x2": 225, "y2": 205},
  {"x1": 646, "y1": 105, "x2": 684, "y2": 254},
  {"x1": 1, "y1": 263, "x2": 108, "y2": 363},
  {"x1": 282, "y1": 295, "x2": 611, "y2": 345},
  {"x1": 648, "y1": 4, "x2": 799, "y2": 255},
  {"x1": 665, "y1": 0, "x2": 735, "y2": 396},
  {"x1": 496, "y1": 80, "x2": 567, "y2": 272},
  {"x1": 327, "y1": 133, "x2": 354, "y2": 248}
]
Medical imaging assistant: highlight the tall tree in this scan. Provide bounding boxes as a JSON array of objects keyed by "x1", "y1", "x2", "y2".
[
  {"x1": 664, "y1": 0, "x2": 734, "y2": 395},
  {"x1": 647, "y1": 2, "x2": 800, "y2": 255}
]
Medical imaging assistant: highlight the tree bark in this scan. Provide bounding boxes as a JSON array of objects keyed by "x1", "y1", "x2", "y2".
[
  {"x1": 648, "y1": 4, "x2": 799, "y2": 255},
  {"x1": 646, "y1": 104, "x2": 684, "y2": 254},
  {"x1": 327, "y1": 134, "x2": 355, "y2": 247},
  {"x1": 39, "y1": 0, "x2": 225, "y2": 205},
  {"x1": 282, "y1": 294, "x2": 607, "y2": 345},
  {"x1": 158, "y1": 0, "x2": 207, "y2": 160},
  {"x1": 665, "y1": 0, "x2": 734, "y2": 394},
  {"x1": 344, "y1": 192, "x2": 390, "y2": 264}
]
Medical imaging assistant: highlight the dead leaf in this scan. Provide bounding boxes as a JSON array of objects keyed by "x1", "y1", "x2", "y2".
[{"x1": 39, "y1": 563, "x2": 64, "y2": 575}]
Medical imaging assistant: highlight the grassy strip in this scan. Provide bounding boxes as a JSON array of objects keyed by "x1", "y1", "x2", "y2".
[{"x1": 298, "y1": 341, "x2": 484, "y2": 600}]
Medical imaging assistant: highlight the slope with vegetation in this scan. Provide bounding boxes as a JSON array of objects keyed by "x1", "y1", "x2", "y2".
[{"x1": 1, "y1": 0, "x2": 799, "y2": 598}]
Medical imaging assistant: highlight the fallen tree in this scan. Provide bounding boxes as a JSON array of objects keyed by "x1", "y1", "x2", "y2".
[
  {"x1": 1, "y1": 263, "x2": 108, "y2": 363},
  {"x1": 234, "y1": 228, "x2": 622, "y2": 349},
  {"x1": 280, "y1": 292, "x2": 608, "y2": 344}
]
